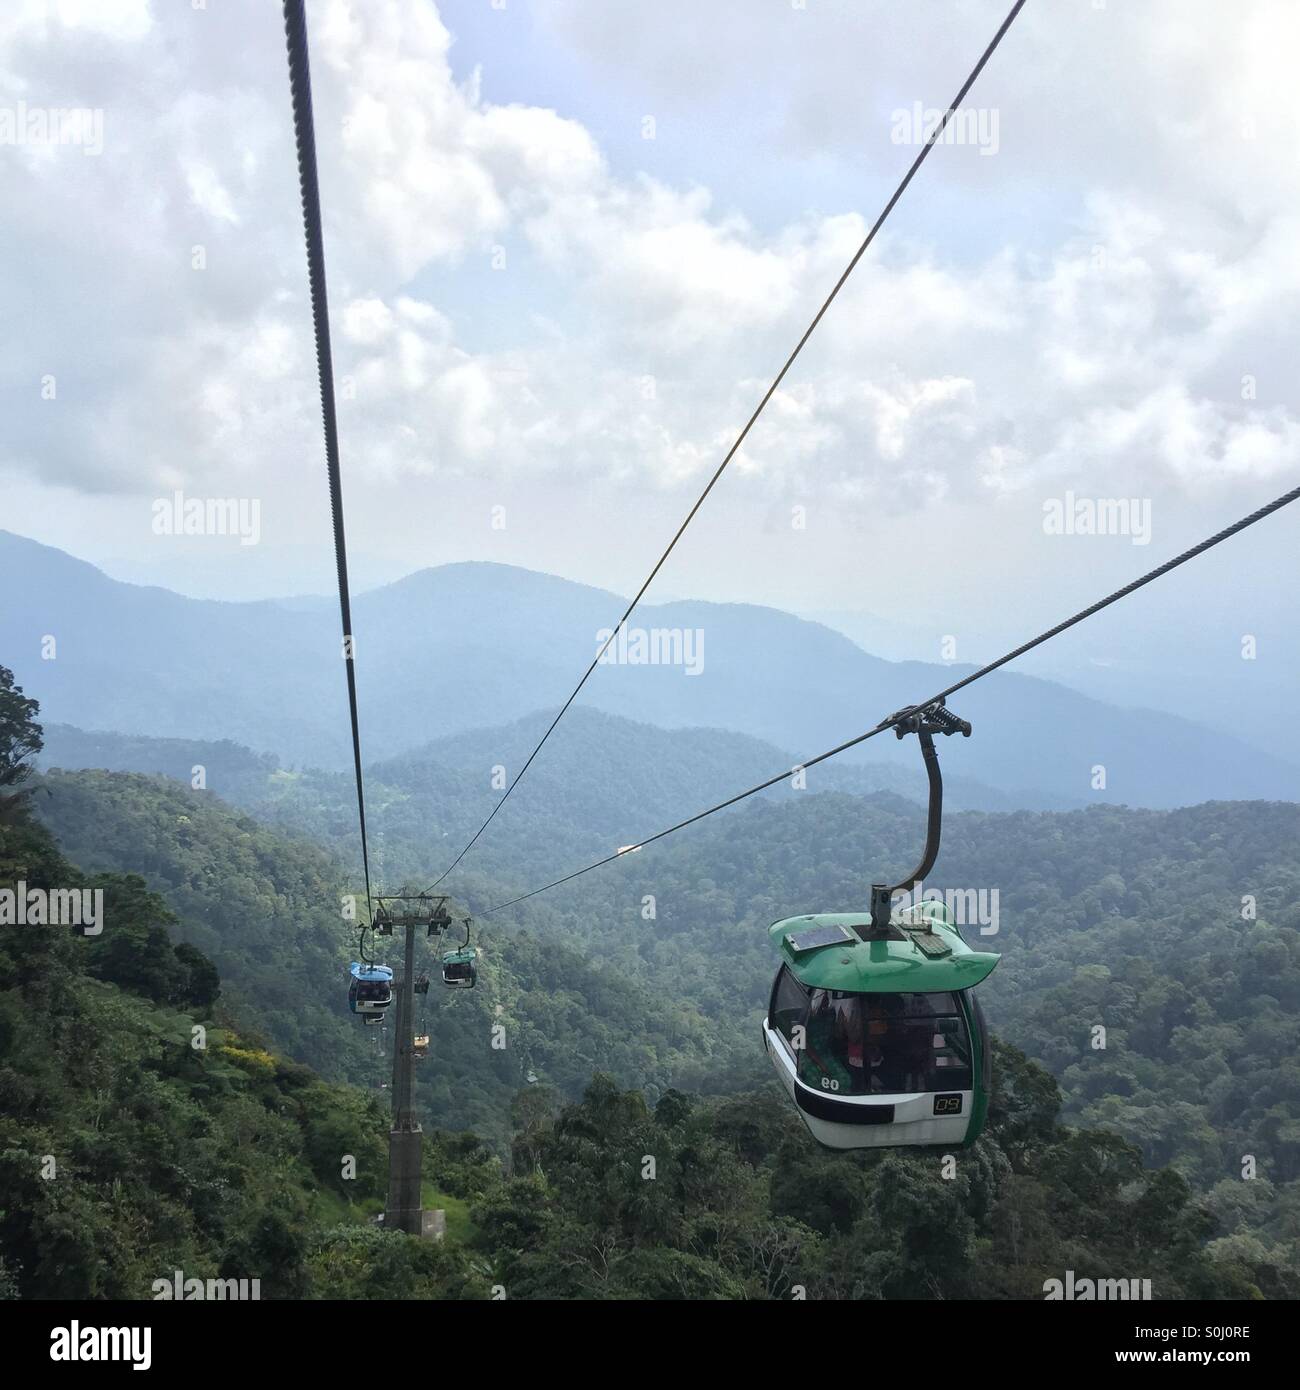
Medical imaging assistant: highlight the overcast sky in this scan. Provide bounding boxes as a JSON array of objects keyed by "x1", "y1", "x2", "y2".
[{"x1": 2, "y1": 0, "x2": 1297, "y2": 681}]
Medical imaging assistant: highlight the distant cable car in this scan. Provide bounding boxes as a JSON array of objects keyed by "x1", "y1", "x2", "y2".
[
  {"x1": 348, "y1": 961, "x2": 394, "y2": 1016},
  {"x1": 441, "y1": 918, "x2": 478, "y2": 989},
  {"x1": 441, "y1": 948, "x2": 477, "y2": 989},
  {"x1": 762, "y1": 702, "x2": 999, "y2": 1150},
  {"x1": 413, "y1": 1034, "x2": 430, "y2": 1058}
]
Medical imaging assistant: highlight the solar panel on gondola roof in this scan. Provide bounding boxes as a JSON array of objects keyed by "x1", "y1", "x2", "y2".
[{"x1": 785, "y1": 922, "x2": 857, "y2": 953}]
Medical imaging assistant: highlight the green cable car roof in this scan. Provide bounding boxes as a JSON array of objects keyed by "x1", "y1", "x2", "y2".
[{"x1": 769, "y1": 900, "x2": 1000, "y2": 993}]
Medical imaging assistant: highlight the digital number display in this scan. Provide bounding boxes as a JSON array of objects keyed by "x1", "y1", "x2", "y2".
[{"x1": 934, "y1": 1093, "x2": 963, "y2": 1116}]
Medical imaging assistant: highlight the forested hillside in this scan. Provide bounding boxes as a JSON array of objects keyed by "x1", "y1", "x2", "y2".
[
  {"x1": 39, "y1": 707, "x2": 1069, "y2": 826},
  {"x1": 31, "y1": 763, "x2": 1300, "y2": 1280},
  {"x1": 2, "y1": 803, "x2": 1291, "y2": 1299},
  {"x1": 9, "y1": 664, "x2": 1298, "y2": 1297},
  {"x1": 478, "y1": 1063, "x2": 1295, "y2": 1300},
  {"x1": 33, "y1": 768, "x2": 738, "y2": 1140},
  {"x1": 0, "y1": 805, "x2": 487, "y2": 1299}
]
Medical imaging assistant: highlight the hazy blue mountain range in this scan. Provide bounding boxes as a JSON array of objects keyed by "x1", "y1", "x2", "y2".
[
  {"x1": 805, "y1": 586, "x2": 1300, "y2": 768},
  {"x1": 37, "y1": 705, "x2": 1075, "y2": 824},
  {"x1": 34, "y1": 710, "x2": 1068, "y2": 938},
  {"x1": 6, "y1": 528, "x2": 1298, "y2": 809}
]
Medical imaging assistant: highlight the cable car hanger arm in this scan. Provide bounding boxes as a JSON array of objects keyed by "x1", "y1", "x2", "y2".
[{"x1": 866, "y1": 702, "x2": 971, "y2": 939}]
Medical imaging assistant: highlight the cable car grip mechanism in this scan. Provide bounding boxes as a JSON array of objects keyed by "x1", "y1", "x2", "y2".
[{"x1": 865, "y1": 701, "x2": 971, "y2": 940}]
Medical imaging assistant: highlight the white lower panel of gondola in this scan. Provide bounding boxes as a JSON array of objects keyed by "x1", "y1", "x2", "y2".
[{"x1": 762, "y1": 1020, "x2": 972, "y2": 1149}]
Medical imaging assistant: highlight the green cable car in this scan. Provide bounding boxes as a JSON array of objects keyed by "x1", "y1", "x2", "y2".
[
  {"x1": 441, "y1": 918, "x2": 478, "y2": 989},
  {"x1": 441, "y1": 947, "x2": 477, "y2": 988},
  {"x1": 762, "y1": 701, "x2": 1000, "y2": 1150}
]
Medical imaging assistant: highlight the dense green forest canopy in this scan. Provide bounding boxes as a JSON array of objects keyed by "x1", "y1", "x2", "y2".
[
  {"x1": 36, "y1": 753, "x2": 1300, "y2": 1194},
  {"x1": 2, "y1": 790, "x2": 1292, "y2": 1299},
  {"x1": 3, "y1": 665, "x2": 1297, "y2": 1298}
]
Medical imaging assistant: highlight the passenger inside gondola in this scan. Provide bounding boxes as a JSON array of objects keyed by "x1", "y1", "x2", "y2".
[{"x1": 794, "y1": 989, "x2": 973, "y2": 1095}]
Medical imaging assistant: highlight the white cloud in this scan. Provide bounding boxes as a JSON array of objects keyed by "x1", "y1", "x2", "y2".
[
  {"x1": 185, "y1": 161, "x2": 240, "y2": 225},
  {"x1": 1, "y1": 0, "x2": 1297, "y2": 539},
  {"x1": 0, "y1": 0, "x2": 152, "y2": 48}
]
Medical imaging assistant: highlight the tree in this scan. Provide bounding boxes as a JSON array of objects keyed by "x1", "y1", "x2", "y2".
[
  {"x1": 173, "y1": 942, "x2": 221, "y2": 1012},
  {"x1": 0, "y1": 665, "x2": 42, "y2": 822},
  {"x1": 510, "y1": 1084, "x2": 560, "y2": 1174}
]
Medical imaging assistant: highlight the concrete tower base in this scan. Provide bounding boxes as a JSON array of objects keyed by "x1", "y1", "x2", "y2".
[{"x1": 385, "y1": 1125, "x2": 423, "y2": 1235}]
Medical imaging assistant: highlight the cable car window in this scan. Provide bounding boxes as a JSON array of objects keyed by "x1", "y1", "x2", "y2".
[
  {"x1": 970, "y1": 990, "x2": 992, "y2": 1091},
  {"x1": 798, "y1": 991, "x2": 972, "y2": 1095},
  {"x1": 798, "y1": 990, "x2": 863, "y2": 1093},
  {"x1": 891, "y1": 992, "x2": 958, "y2": 1017},
  {"x1": 926, "y1": 1015, "x2": 972, "y2": 1090},
  {"x1": 771, "y1": 967, "x2": 809, "y2": 1046}
]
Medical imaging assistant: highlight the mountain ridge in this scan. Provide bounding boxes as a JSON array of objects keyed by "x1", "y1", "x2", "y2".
[{"x1": 5, "y1": 528, "x2": 1297, "y2": 809}]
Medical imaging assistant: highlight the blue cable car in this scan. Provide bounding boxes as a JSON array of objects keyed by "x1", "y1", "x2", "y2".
[{"x1": 348, "y1": 961, "x2": 393, "y2": 1016}]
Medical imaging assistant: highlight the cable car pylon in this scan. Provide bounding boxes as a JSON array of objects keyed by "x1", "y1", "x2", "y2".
[{"x1": 371, "y1": 892, "x2": 453, "y2": 1235}]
